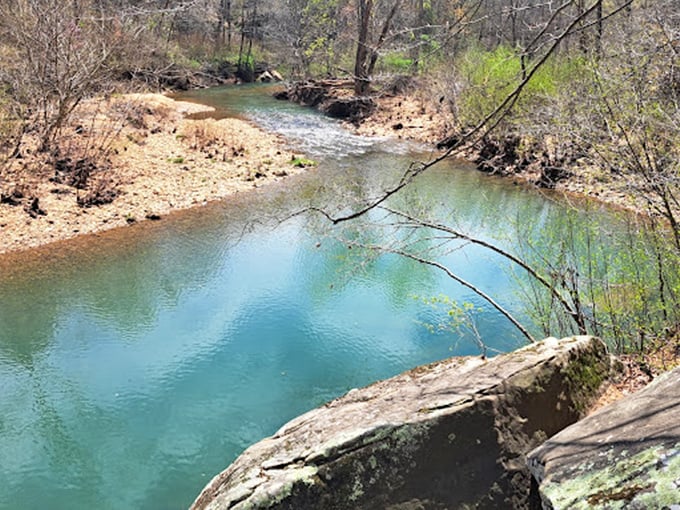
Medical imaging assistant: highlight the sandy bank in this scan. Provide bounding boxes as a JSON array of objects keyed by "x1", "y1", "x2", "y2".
[
  {"x1": 0, "y1": 93, "x2": 308, "y2": 255},
  {"x1": 0, "y1": 83, "x2": 660, "y2": 257}
]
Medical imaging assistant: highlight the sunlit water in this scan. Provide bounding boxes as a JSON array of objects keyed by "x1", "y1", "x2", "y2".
[{"x1": 0, "y1": 84, "x2": 619, "y2": 509}]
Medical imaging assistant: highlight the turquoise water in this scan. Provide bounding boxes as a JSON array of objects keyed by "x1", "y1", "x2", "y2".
[{"x1": 0, "y1": 85, "x2": 586, "y2": 509}]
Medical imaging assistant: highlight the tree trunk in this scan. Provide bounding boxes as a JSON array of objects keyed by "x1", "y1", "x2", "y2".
[
  {"x1": 366, "y1": 0, "x2": 399, "y2": 78},
  {"x1": 595, "y1": 0, "x2": 603, "y2": 57},
  {"x1": 354, "y1": 0, "x2": 372, "y2": 95},
  {"x1": 354, "y1": 0, "x2": 399, "y2": 95},
  {"x1": 215, "y1": 0, "x2": 232, "y2": 51},
  {"x1": 409, "y1": 0, "x2": 424, "y2": 73}
]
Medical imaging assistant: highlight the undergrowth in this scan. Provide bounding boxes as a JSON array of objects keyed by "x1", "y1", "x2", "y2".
[{"x1": 456, "y1": 45, "x2": 588, "y2": 126}]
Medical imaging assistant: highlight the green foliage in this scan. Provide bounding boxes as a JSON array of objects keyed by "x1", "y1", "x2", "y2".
[
  {"x1": 295, "y1": 0, "x2": 339, "y2": 76},
  {"x1": 418, "y1": 294, "x2": 487, "y2": 354},
  {"x1": 239, "y1": 54, "x2": 255, "y2": 71},
  {"x1": 456, "y1": 45, "x2": 588, "y2": 125},
  {"x1": 167, "y1": 43, "x2": 198, "y2": 68},
  {"x1": 382, "y1": 53, "x2": 413, "y2": 73},
  {"x1": 290, "y1": 157, "x2": 316, "y2": 168},
  {"x1": 412, "y1": 34, "x2": 443, "y2": 72},
  {"x1": 304, "y1": 36, "x2": 331, "y2": 60},
  {"x1": 510, "y1": 202, "x2": 680, "y2": 354}
]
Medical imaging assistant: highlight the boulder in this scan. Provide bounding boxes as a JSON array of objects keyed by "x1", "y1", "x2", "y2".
[
  {"x1": 256, "y1": 70, "x2": 284, "y2": 83},
  {"x1": 191, "y1": 337, "x2": 613, "y2": 510},
  {"x1": 527, "y1": 365, "x2": 680, "y2": 509}
]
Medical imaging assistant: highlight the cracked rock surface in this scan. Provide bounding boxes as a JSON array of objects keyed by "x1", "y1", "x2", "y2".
[
  {"x1": 527, "y1": 365, "x2": 680, "y2": 510},
  {"x1": 191, "y1": 336, "x2": 612, "y2": 510}
]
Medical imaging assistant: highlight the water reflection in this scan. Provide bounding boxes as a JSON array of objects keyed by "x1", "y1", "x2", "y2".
[{"x1": 0, "y1": 86, "x2": 555, "y2": 510}]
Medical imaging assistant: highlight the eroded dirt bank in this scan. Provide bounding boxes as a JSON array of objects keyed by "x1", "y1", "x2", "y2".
[{"x1": 281, "y1": 78, "x2": 647, "y2": 214}]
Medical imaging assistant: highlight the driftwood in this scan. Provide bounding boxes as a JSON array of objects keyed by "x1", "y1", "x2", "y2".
[
  {"x1": 321, "y1": 97, "x2": 376, "y2": 122},
  {"x1": 276, "y1": 79, "x2": 376, "y2": 123}
]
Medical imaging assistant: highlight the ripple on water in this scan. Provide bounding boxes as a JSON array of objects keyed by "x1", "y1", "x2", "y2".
[
  {"x1": 0, "y1": 84, "x2": 617, "y2": 510},
  {"x1": 253, "y1": 111, "x2": 388, "y2": 158}
]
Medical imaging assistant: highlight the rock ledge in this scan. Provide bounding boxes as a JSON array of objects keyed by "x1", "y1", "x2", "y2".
[
  {"x1": 528, "y1": 365, "x2": 680, "y2": 509},
  {"x1": 192, "y1": 336, "x2": 612, "y2": 510}
]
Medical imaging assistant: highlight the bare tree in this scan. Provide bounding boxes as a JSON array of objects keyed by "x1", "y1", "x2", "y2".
[
  {"x1": 0, "y1": 0, "x2": 118, "y2": 151},
  {"x1": 354, "y1": 0, "x2": 401, "y2": 94}
]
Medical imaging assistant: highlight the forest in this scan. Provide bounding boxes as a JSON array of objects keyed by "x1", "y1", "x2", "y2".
[{"x1": 0, "y1": 0, "x2": 679, "y2": 364}]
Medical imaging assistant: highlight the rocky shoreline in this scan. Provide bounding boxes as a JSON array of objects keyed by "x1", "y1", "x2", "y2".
[{"x1": 190, "y1": 336, "x2": 680, "y2": 510}]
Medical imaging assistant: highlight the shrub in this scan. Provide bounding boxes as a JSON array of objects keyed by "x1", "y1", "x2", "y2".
[
  {"x1": 456, "y1": 45, "x2": 588, "y2": 126},
  {"x1": 382, "y1": 53, "x2": 413, "y2": 73}
]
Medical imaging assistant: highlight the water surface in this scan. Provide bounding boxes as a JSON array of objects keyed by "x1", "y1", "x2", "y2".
[{"x1": 0, "y1": 84, "x2": 600, "y2": 509}]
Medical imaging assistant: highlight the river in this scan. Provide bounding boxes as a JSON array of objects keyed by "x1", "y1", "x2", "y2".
[{"x1": 0, "y1": 84, "x2": 626, "y2": 509}]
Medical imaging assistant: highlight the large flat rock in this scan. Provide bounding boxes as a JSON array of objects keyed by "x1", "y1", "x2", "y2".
[
  {"x1": 528, "y1": 365, "x2": 680, "y2": 509},
  {"x1": 192, "y1": 336, "x2": 612, "y2": 510}
]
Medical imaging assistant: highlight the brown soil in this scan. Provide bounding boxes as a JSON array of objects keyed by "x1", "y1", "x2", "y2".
[
  {"x1": 352, "y1": 85, "x2": 646, "y2": 214},
  {"x1": 0, "y1": 93, "x2": 308, "y2": 255},
  {"x1": 589, "y1": 337, "x2": 680, "y2": 413},
  {"x1": 353, "y1": 91, "x2": 452, "y2": 146}
]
